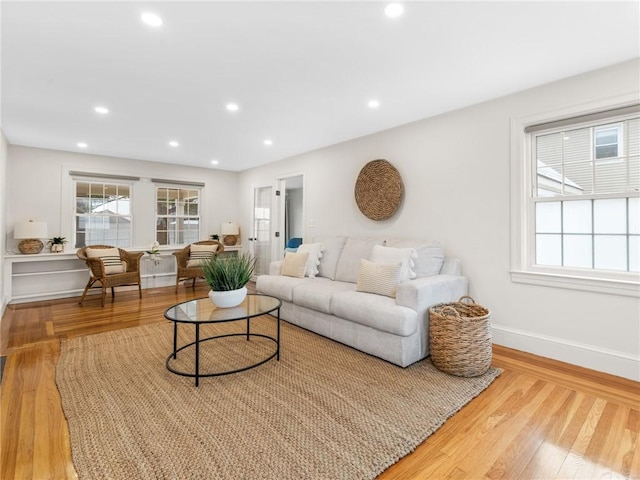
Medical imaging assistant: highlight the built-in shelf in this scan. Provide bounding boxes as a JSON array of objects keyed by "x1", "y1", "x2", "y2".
[{"x1": 4, "y1": 245, "x2": 245, "y2": 303}]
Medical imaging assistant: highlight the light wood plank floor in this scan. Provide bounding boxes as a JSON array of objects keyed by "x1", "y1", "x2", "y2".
[{"x1": 1, "y1": 283, "x2": 639, "y2": 479}]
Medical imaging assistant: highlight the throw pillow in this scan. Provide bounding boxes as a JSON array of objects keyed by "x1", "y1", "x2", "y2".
[
  {"x1": 385, "y1": 239, "x2": 445, "y2": 277},
  {"x1": 370, "y1": 245, "x2": 417, "y2": 283},
  {"x1": 86, "y1": 247, "x2": 126, "y2": 274},
  {"x1": 296, "y1": 243, "x2": 324, "y2": 278},
  {"x1": 356, "y1": 259, "x2": 402, "y2": 298},
  {"x1": 280, "y1": 252, "x2": 310, "y2": 278},
  {"x1": 186, "y1": 244, "x2": 218, "y2": 268}
]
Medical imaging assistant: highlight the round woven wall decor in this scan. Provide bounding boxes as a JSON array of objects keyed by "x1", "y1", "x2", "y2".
[{"x1": 354, "y1": 159, "x2": 404, "y2": 221}]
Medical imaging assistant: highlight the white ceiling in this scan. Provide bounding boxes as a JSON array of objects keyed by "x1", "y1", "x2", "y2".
[{"x1": 2, "y1": 1, "x2": 639, "y2": 172}]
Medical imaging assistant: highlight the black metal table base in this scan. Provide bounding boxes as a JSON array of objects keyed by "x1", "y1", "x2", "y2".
[{"x1": 166, "y1": 313, "x2": 280, "y2": 387}]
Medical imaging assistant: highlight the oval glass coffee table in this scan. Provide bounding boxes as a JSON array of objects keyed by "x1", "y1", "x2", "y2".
[{"x1": 164, "y1": 294, "x2": 281, "y2": 386}]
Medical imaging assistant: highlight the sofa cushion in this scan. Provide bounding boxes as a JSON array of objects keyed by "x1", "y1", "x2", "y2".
[
  {"x1": 314, "y1": 235, "x2": 347, "y2": 280},
  {"x1": 255, "y1": 275, "x2": 307, "y2": 302},
  {"x1": 385, "y1": 239, "x2": 445, "y2": 277},
  {"x1": 297, "y1": 243, "x2": 324, "y2": 278},
  {"x1": 370, "y1": 245, "x2": 417, "y2": 282},
  {"x1": 334, "y1": 237, "x2": 384, "y2": 283},
  {"x1": 356, "y1": 259, "x2": 401, "y2": 298},
  {"x1": 331, "y1": 291, "x2": 418, "y2": 337},
  {"x1": 292, "y1": 278, "x2": 355, "y2": 314},
  {"x1": 280, "y1": 251, "x2": 309, "y2": 278}
]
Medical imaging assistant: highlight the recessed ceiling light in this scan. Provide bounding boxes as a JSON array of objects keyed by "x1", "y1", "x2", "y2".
[
  {"x1": 210, "y1": 160, "x2": 219, "y2": 165},
  {"x1": 384, "y1": 3, "x2": 404, "y2": 18},
  {"x1": 141, "y1": 12, "x2": 163, "y2": 27},
  {"x1": 226, "y1": 103, "x2": 239, "y2": 112},
  {"x1": 368, "y1": 100, "x2": 380, "y2": 109},
  {"x1": 169, "y1": 141, "x2": 179, "y2": 147},
  {"x1": 264, "y1": 139, "x2": 273, "y2": 146},
  {"x1": 94, "y1": 106, "x2": 109, "y2": 114},
  {"x1": 77, "y1": 142, "x2": 88, "y2": 148}
]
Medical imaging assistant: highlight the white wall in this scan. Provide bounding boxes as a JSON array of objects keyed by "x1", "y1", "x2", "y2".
[
  {"x1": 0, "y1": 130, "x2": 8, "y2": 315},
  {"x1": 5, "y1": 146, "x2": 239, "y2": 252},
  {"x1": 238, "y1": 59, "x2": 640, "y2": 380}
]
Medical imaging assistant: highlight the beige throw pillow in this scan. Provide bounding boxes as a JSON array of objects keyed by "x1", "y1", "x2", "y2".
[
  {"x1": 187, "y1": 244, "x2": 218, "y2": 268},
  {"x1": 86, "y1": 247, "x2": 126, "y2": 274},
  {"x1": 356, "y1": 259, "x2": 402, "y2": 298},
  {"x1": 281, "y1": 252, "x2": 310, "y2": 278}
]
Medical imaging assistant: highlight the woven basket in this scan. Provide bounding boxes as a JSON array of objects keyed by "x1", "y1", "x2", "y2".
[{"x1": 429, "y1": 296, "x2": 492, "y2": 377}]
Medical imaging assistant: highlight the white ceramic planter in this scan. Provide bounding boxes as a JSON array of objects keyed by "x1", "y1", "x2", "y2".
[{"x1": 208, "y1": 286, "x2": 247, "y2": 308}]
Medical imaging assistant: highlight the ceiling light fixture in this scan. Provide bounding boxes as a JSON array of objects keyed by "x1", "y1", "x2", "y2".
[
  {"x1": 141, "y1": 12, "x2": 163, "y2": 27},
  {"x1": 94, "y1": 106, "x2": 109, "y2": 114},
  {"x1": 264, "y1": 139, "x2": 273, "y2": 146},
  {"x1": 210, "y1": 160, "x2": 219, "y2": 165},
  {"x1": 77, "y1": 142, "x2": 88, "y2": 148},
  {"x1": 226, "y1": 103, "x2": 239, "y2": 112},
  {"x1": 169, "y1": 141, "x2": 179, "y2": 147},
  {"x1": 368, "y1": 100, "x2": 380, "y2": 109},
  {"x1": 384, "y1": 3, "x2": 404, "y2": 18}
]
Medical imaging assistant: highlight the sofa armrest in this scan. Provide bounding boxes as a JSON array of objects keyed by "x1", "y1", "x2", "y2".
[
  {"x1": 396, "y1": 274, "x2": 468, "y2": 316},
  {"x1": 269, "y1": 260, "x2": 283, "y2": 275}
]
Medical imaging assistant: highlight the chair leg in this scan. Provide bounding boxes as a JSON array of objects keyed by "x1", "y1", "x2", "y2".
[
  {"x1": 79, "y1": 278, "x2": 96, "y2": 305},
  {"x1": 138, "y1": 283, "x2": 142, "y2": 299},
  {"x1": 102, "y1": 285, "x2": 107, "y2": 307},
  {"x1": 175, "y1": 278, "x2": 180, "y2": 294},
  {"x1": 192, "y1": 278, "x2": 196, "y2": 289},
  {"x1": 111, "y1": 287, "x2": 115, "y2": 303}
]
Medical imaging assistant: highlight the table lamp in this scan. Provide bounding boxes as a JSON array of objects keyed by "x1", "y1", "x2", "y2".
[
  {"x1": 14, "y1": 220, "x2": 48, "y2": 254},
  {"x1": 221, "y1": 222, "x2": 239, "y2": 246}
]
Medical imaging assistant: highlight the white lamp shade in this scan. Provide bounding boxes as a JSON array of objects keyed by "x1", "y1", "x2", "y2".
[
  {"x1": 14, "y1": 221, "x2": 48, "y2": 239},
  {"x1": 220, "y1": 222, "x2": 239, "y2": 235}
]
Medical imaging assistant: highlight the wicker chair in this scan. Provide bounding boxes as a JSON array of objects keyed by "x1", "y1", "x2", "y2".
[
  {"x1": 77, "y1": 245, "x2": 144, "y2": 306},
  {"x1": 173, "y1": 240, "x2": 224, "y2": 293}
]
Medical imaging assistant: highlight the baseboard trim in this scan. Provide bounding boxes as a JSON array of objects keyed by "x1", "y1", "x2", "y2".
[{"x1": 492, "y1": 324, "x2": 640, "y2": 381}]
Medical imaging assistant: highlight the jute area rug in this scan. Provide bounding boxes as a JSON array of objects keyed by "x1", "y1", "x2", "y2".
[{"x1": 56, "y1": 316, "x2": 501, "y2": 480}]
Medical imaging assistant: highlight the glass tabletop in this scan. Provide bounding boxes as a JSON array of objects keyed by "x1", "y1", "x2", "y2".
[{"x1": 164, "y1": 294, "x2": 281, "y2": 324}]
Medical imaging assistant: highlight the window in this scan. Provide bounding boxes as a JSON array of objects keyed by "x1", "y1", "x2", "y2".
[
  {"x1": 75, "y1": 181, "x2": 132, "y2": 248},
  {"x1": 156, "y1": 186, "x2": 201, "y2": 245},
  {"x1": 532, "y1": 115, "x2": 639, "y2": 273},
  {"x1": 511, "y1": 102, "x2": 640, "y2": 297}
]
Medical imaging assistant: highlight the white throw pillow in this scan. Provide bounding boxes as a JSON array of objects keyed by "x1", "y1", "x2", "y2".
[
  {"x1": 280, "y1": 252, "x2": 309, "y2": 278},
  {"x1": 296, "y1": 243, "x2": 324, "y2": 278},
  {"x1": 187, "y1": 244, "x2": 218, "y2": 267},
  {"x1": 86, "y1": 247, "x2": 126, "y2": 274},
  {"x1": 356, "y1": 259, "x2": 401, "y2": 298},
  {"x1": 385, "y1": 239, "x2": 445, "y2": 277},
  {"x1": 370, "y1": 245, "x2": 417, "y2": 283}
]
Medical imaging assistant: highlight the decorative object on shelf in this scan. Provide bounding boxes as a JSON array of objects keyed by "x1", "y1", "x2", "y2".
[
  {"x1": 14, "y1": 220, "x2": 48, "y2": 254},
  {"x1": 202, "y1": 252, "x2": 256, "y2": 308},
  {"x1": 145, "y1": 241, "x2": 161, "y2": 265},
  {"x1": 209, "y1": 234, "x2": 219, "y2": 241},
  {"x1": 221, "y1": 222, "x2": 240, "y2": 246},
  {"x1": 47, "y1": 236, "x2": 68, "y2": 253},
  {"x1": 354, "y1": 159, "x2": 404, "y2": 221}
]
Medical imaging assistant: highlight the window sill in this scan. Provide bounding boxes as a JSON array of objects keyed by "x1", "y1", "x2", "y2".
[{"x1": 510, "y1": 270, "x2": 640, "y2": 297}]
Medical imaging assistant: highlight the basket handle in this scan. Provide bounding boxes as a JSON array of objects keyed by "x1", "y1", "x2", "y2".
[
  {"x1": 458, "y1": 295, "x2": 476, "y2": 305},
  {"x1": 440, "y1": 306, "x2": 461, "y2": 318}
]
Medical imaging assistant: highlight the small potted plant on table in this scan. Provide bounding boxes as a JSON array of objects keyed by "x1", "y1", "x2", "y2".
[
  {"x1": 202, "y1": 252, "x2": 256, "y2": 308},
  {"x1": 47, "y1": 237, "x2": 68, "y2": 253}
]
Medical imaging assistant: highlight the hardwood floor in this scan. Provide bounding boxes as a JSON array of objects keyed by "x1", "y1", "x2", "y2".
[{"x1": 1, "y1": 284, "x2": 639, "y2": 480}]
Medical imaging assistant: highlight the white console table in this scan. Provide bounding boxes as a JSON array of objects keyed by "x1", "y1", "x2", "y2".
[{"x1": 3, "y1": 245, "x2": 245, "y2": 304}]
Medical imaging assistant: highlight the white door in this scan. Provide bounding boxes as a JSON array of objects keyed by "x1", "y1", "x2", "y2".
[{"x1": 251, "y1": 186, "x2": 272, "y2": 276}]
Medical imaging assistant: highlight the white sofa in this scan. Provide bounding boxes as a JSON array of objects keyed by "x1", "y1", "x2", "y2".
[{"x1": 256, "y1": 236, "x2": 468, "y2": 367}]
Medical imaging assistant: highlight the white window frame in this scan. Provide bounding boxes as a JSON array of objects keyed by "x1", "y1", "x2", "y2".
[
  {"x1": 510, "y1": 96, "x2": 640, "y2": 298},
  {"x1": 154, "y1": 183, "x2": 202, "y2": 246},
  {"x1": 72, "y1": 175, "x2": 136, "y2": 248}
]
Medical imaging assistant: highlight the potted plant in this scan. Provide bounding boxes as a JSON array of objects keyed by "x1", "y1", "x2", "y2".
[
  {"x1": 202, "y1": 252, "x2": 256, "y2": 307},
  {"x1": 47, "y1": 236, "x2": 68, "y2": 253}
]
